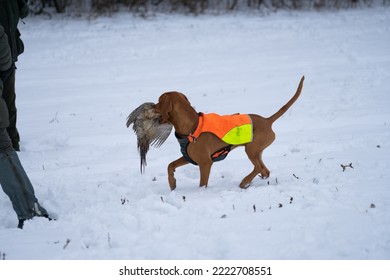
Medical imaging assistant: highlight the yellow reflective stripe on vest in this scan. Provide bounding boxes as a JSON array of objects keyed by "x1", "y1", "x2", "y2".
[{"x1": 222, "y1": 123, "x2": 253, "y2": 145}]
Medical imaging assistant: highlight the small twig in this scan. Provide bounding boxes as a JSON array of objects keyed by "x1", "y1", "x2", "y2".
[
  {"x1": 293, "y1": 174, "x2": 300, "y2": 179},
  {"x1": 160, "y1": 196, "x2": 164, "y2": 203},
  {"x1": 49, "y1": 111, "x2": 59, "y2": 124},
  {"x1": 253, "y1": 204, "x2": 256, "y2": 212},
  {"x1": 121, "y1": 198, "x2": 129, "y2": 205},
  {"x1": 341, "y1": 163, "x2": 354, "y2": 172},
  {"x1": 107, "y1": 233, "x2": 112, "y2": 248},
  {"x1": 63, "y1": 239, "x2": 71, "y2": 250}
]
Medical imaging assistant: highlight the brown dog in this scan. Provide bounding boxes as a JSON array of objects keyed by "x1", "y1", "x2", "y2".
[{"x1": 154, "y1": 76, "x2": 305, "y2": 190}]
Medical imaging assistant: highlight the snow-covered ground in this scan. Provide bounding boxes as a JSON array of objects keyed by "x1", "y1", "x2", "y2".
[{"x1": 0, "y1": 7, "x2": 389, "y2": 260}]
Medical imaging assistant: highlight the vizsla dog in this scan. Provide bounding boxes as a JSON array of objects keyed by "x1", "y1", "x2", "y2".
[{"x1": 154, "y1": 76, "x2": 304, "y2": 190}]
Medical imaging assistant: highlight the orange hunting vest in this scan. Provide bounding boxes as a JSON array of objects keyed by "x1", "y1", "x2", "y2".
[
  {"x1": 187, "y1": 113, "x2": 253, "y2": 145},
  {"x1": 175, "y1": 113, "x2": 253, "y2": 165}
]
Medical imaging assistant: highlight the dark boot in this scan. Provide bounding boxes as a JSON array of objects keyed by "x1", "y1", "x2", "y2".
[
  {"x1": 0, "y1": 150, "x2": 48, "y2": 221},
  {"x1": 17, "y1": 215, "x2": 52, "y2": 229},
  {"x1": 17, "y1": 219, "x2": 25, "y2": 229}
]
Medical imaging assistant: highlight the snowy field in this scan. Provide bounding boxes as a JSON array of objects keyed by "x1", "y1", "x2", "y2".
[{"x1": 0, "y1": 7, "x2": 389, "y2": 260}]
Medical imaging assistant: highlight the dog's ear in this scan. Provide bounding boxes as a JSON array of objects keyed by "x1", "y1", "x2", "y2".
[
  {"x1": 155, "y1": 94, "x2": 172, "y2": 124},
  {"x1": 177, "y1": 92, "x2": 191, "y2": 105}
]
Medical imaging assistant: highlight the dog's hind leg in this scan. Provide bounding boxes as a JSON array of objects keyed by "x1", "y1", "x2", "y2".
[
  {"x1": 240, "y1": 148, "x2": 270, "y2": 188},
  {"x1": 258, "y1": 150, "x2": 270, "y2": 179},
  {"x1": 167, "y1": 157, "x2": 189, "y2": 191},
  {"x1": 239, "y1": 166, "x2": 259, "y2": 189}
]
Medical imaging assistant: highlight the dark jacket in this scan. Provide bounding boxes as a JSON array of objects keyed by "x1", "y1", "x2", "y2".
[
  {"x1": 0, "y1": 79, "x2": 7, "y2": 128},
  {"x1": 0, "y1": 24, "x2": 12, "y2": 128},
  {"x1": 0, "y1": 0, "x2": 29, "y2": 62}
]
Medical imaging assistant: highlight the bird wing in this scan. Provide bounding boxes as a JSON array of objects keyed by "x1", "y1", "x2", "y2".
[
  {"x1": 126, "y1": 102, "x2": 173, "y2": 173},
  {"x1": 150, "y1": 123, "x2": 173, "y2": 148},
  {"x1": 126, "y1": 102, "x2": 155, "y2": 129}
]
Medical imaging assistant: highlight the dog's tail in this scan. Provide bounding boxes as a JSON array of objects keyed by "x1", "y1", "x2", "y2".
[{"x1": 267, "y1": 76, "x2": 305, "y2": 124}]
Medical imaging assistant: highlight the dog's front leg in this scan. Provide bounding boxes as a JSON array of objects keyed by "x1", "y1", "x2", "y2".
[
  {"x1": 198, "y1": 159, "x2": 213, "y2": 188},
  {"x1": 167, "y1": 157, "x2": 189, "y2": 191}
]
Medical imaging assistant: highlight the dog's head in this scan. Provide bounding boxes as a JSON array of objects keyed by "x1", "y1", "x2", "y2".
[{"x1": 154, "y1": 91, "x2": 191, "y2": 124}]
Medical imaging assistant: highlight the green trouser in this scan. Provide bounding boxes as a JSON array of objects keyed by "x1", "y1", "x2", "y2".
[{"x1": 0, "y1": 134, "x2": 48, "y2": 220}]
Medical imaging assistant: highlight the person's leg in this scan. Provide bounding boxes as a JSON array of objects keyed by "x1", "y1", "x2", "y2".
[
  {"x1": 0, "y1": 128, "x2": 48, "y2": 228},
  {"x1": 2, "y1": 68, "x2": 20, "y2": 151}
]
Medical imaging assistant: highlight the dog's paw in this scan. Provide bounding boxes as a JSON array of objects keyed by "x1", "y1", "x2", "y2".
[
  {"x1": 169, "y1": 178, "x2": 177, "y2": 191},
  {"x1": 239, "y1": 182, "x2": 250, "y2": 189},
  {"x1": 260, "y1": 169, "x2": 270, "y2": 179}
]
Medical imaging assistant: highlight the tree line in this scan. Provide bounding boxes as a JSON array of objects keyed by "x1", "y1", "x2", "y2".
[{"x1": 29, "y1": 0, "x2": 387, "y2": 15}]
